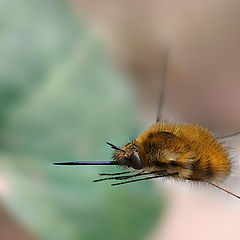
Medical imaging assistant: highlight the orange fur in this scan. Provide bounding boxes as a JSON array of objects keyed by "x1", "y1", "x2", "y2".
[
  {"x1": 134, "y1": 122, "x2": 231, "y2": 182},
  {"x1": 55, "y1": 122, "x2": 238, "y2": 198}
]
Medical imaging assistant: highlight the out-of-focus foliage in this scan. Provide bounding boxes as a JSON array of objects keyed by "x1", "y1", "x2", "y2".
[{"x1": 0, "y1": 0, "x2": 164, "y2": 239}]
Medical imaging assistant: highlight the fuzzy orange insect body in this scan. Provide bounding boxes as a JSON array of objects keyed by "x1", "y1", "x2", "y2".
[
  {"x1": 103, "y1": 122, "x2": 238, "y2": 199},
  {"x1": 54, "y1": 121, "x2": 237, "y2": 198},
  {"x1": 131, "y1": 122, "x2": 230, "y2": 183},
  {"x1": 54, "y1": 113, "x2": 239, "y2": 199}
]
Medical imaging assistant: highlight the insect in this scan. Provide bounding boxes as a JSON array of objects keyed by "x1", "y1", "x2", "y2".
[{"x1": 54, "y1": 48, "x2": 240, "y2": 200}]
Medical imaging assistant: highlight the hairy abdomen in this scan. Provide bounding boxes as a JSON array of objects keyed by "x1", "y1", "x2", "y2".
[{"x1": 135, "y1": 123, "x2": 231, "y2": 182}]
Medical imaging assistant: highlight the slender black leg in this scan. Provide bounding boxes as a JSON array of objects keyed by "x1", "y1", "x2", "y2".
[
  {"x1": 205, "y1": 180, "x2": 240, "y2": 200},
  {"x1": 156, "y1": 47, "x2": 169, "y2": 123},
  {"x1": 93, "y1": 171, "x2": 146, "y2": 182},
  {"x1": 217, "y1": 131, "x2": 240, "y2": 139},
  {"x1": 93, "y1": 170, "x2": 166, "y2": 183},
  {"x1": 98, "y1": 171, "x2": 134, "y2": 176},
  {"x1": 111, "y1": 173, "x2": 175, "y2": 186}
]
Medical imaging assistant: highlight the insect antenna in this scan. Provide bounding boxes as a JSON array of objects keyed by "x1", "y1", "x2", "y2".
[
  {"x1": 156, "y1": 46, "x2": 169, "y2": 123},
  {"x1": 106, "y1": 142, "x2": 125, "y2": 152},
  {"x1": 53, "y1": 161, "x2": 119, "y2": 166},
  {"x1": 111, "y1": 172, "x2": 176, "y2": 186},
  {"x1": 205, "y1": 180, "x2": 240, "y2": 200}
]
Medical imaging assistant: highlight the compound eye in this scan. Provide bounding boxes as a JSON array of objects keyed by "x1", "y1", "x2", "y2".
[{"x1": 130, "y1": 152, "x2": 142, "y2": 169}]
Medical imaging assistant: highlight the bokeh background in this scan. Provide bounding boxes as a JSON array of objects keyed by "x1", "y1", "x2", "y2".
[
  {"x1": 0, "y1": 1, "x2": 163, "y2": 239},
  {"x1": 1, "y1": 0, "x2": 240, "y2": 240}
]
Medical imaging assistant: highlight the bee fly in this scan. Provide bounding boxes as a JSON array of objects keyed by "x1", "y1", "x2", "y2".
[{"x1": 54, "y1": 48, "x2": 240, "y2": 200}]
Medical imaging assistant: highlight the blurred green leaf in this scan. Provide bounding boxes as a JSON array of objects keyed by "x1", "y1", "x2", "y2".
[{"x1": 0, "y1": 0, "x2": 164, "y2": 239}]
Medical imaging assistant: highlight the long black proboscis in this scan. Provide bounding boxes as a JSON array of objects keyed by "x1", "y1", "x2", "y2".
[{"x1": 53, "y1": 161, "x2": 118, "y2": 166}]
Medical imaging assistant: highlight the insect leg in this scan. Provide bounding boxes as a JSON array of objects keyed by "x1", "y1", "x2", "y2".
[
  {"x1": 98, "y1": 171, "x2": 134, "y2": 176},
  {"x1": 93, "y1": 170, "x2": 146, "y2": 182},
  {"x1": 217, "y1": 131, "x2": 240, "y2": 139},
  {"x1": 111, "y1": 172, "x2": 175, "y2": 186},
  {"x1": 156, "y1": 46, "x2": 169, "y2": 123},
  {"x1": 205, "y1": 180, "x2": 240, "y2": 200},
  {"x1": 94, "y1": 170, "x2": 166, "y2": 182}
]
